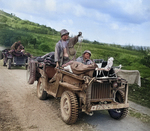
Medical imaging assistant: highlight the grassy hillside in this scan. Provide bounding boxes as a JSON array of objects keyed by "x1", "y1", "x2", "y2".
[
  {"x1": 0, "y1": 10, "x2": 59, "y2": 55},
  {"x1": 0, "y1": 10, "x2": 150, "y2": 108}
]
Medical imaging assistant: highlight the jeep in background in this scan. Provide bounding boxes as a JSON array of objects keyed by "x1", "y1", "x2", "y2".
[{"x1": 1, "y1": 49, "x2": 28, "y2": 69}]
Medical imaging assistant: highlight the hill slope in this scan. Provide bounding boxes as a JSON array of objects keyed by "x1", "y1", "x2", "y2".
[{"x1": 0, "y1": 10, "x2": 150, "y2": 108}]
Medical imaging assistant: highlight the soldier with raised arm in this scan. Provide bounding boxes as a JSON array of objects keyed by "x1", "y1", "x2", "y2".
[{"x1": 55, "y1": 29, "x2": 82, "y2": 68}]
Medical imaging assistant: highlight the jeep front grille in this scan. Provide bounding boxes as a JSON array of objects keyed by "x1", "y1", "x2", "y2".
[{"x1": 91, "y1": 82, "x2": 113, "y2": 101}]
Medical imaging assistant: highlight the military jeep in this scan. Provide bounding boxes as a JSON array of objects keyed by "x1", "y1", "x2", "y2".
[
  {"x1": 1, "y1": 49, "x2": 28, "y2": 69},
  {"x1": 27, "y1": 53, "x2": 129, "y2": 124}
]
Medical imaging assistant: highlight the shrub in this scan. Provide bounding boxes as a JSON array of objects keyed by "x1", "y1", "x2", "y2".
[{"x1": 39, "y1": 43, "x2": 50, "y2": 52}]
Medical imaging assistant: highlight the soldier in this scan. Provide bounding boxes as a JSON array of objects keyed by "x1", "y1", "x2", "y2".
[
  {"x1": 55, "y1": 29, "x2": 82, "y2": 68},
  {"x1": 76, "y1": 50, "x2": 93, "y2": 65},
  {"x1": 10, "y1": 42, "x2": 19, "y2": 50},
  {"x1": 9, "y1": 41, "x2": 23, "y2": 52},
  {"x1": 9, "y1": 41, "x2": 32, "y2": 57},
  {"x1": 50, "y1": 29, "x2": 82, "y2": 83}
]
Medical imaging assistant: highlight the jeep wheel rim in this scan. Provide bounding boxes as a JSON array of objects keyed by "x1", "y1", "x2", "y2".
[{"x1": 63, "y1": 98, "x2": 70, "y2": 116}]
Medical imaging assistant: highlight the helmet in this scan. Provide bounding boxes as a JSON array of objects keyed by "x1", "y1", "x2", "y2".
[
  {"x1": 83, "y1": 50, "x2": 91, "y2": 56},
  {"x1": 60, "y1": 29, "x2": 69, "y2": 37}
]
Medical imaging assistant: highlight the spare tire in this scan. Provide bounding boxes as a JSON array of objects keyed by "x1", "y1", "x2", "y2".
[{"x1": 26, "y1": 60, "x2": 37, "y2": 84}]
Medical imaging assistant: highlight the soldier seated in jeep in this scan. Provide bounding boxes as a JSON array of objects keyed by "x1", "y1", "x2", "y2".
[
  {"x1": 9, "y1": 41, "x2": 32, "y2": 58},
  {"x1": 62, "y1": 49, "x2": 114, "y2": 78},
  {"x1": 76, "y1": 50, "x2": 93, "y2": 65}
]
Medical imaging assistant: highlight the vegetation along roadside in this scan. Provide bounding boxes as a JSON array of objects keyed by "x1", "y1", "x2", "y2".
[{"x1": 0, "y1": 10, "x2": 150, "y2": 108}]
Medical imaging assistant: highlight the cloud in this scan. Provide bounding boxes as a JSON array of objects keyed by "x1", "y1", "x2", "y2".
[
  {"x1": 73, "y1": 4, "x2": 86, "y2": 17},
  {"x1": 45, "y1": 0, "x2": 56, "y2": 12},
  {"x1": 76, "y1": 0, "x2": 150, "y2": 24},
  {"x1": 111, "y1": 23, "x2": 119, "y2": 30},
  {"x1": 0, "y1": 0, "x2": 150, "y2": 46}
]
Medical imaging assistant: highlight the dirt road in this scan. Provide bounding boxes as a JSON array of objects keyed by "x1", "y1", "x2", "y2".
[{"x1": 0, "y1": 60, "x2": 150, "y2": 131}]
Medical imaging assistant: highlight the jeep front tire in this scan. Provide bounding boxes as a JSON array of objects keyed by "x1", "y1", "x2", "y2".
[
  {"x1": 108, "y1": 90, "x2": 128, "y2": 119},
  {"x1": 60, "y1": 91, "x2": 78, "y2": 124}
]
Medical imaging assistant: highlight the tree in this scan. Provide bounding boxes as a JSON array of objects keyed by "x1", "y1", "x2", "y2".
[
  {"x1": 29, "y1": 38, "x2": 37, "y2": 49},
  {"x1": 141, "y1": 51, "x2": 150, "y2": 68},
  {"x1": 39, "y1": 43, "x2": 50, "y2": 52}
]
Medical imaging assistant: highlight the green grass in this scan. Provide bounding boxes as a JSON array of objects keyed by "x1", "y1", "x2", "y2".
[
  {"x1": 0, "y1": 9, "x2": 150, "y2": 109},
  {"x1": 129, "y1": 109, "x2": 150, "y2": 123},
  {"x1": 128, "y1": 80, "x2": 150, "y2": 108}
]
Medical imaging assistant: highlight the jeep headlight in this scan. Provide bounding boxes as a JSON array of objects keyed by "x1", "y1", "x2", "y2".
[{"x1": 112, "y1": 82, "x2": 118, "y2": 88}]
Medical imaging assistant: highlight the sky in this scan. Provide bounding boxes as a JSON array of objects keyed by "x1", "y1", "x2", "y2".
[{"x1": 0, "y1": 0, "x2": 150, "y2": 47}]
